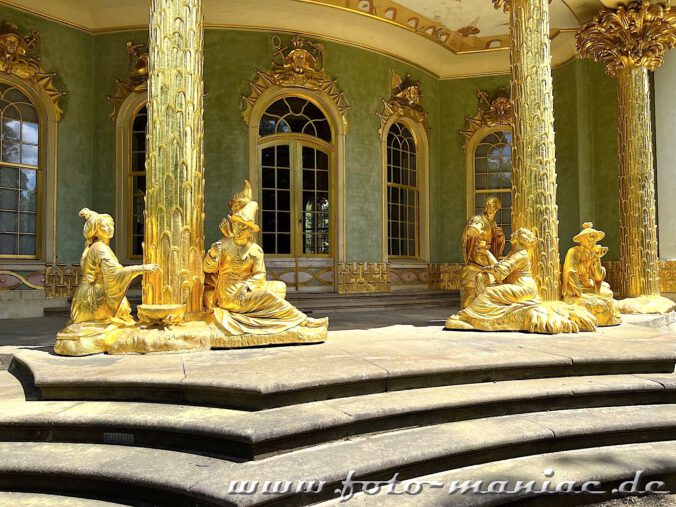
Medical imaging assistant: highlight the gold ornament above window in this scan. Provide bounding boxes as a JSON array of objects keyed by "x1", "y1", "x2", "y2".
[
  {"x1": 377, "y1": 71, "x2": 428, "y2": 134},
  {"x1": 106, "y1": 42, "x2": 149, "y2": 120},
  {"x1": 0, "y1": 21, "x2": 66, "y2": 120},
  {"x1": 241, "y1": 35, "x2": 349, "y2": 131},
  {"x1": 460, "y1": 88, "x2": 512, "y2": 147}
]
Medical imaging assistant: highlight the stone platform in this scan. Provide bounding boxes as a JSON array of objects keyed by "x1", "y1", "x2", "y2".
[{"x1": 0, "y1": 310, "x2": 674, "y2": 505}]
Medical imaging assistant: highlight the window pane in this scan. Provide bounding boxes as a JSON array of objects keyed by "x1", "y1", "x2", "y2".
[
  {"x1": 2, "y1": 142, "x2": 20, "y2": 163},
  {"x1": 0, "y1": 188, "x2": 18, "y2": 209},
  {"x1": 259, "y1": 98, "x2": 331, "y2": 142},
  {"x1": 22, "y1": 122, "x2": 38, "y2": 144},
  {"x1": 21, "y1": 144, "x2": 38, "y2": 166},
  {"x1": 19, "y1": 234, "x2": 35, "y2": 255},
  {"x1": 2, "y1": 118, "x2": 20, "y2": 141},
  {"x1": 0, "y1": 166, "x2": 18, "y2": 188},
  {"x1": 0, "y1": 211, "x2": 17, "y2": 232},
  {"x1": 0, "y1": 233, "x2": 17, "y2": 254}
]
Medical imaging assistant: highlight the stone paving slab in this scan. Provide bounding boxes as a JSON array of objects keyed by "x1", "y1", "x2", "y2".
[
  {"x1": 10, "y1": 319, "x2": 675, "y2": 400},
  {"x1": 0, "y1": 492, "x2": 124, "y2": 507}
]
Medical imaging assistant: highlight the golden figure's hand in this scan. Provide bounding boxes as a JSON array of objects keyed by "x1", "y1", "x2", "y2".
[{"x1": 144, "y1": 264, "x2": 160, "y2": 273}]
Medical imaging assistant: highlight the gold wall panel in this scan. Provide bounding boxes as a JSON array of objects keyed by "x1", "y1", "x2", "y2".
[
  {"x1": 337, "y1": 262, "x2": 389, "y2": 293},
  {"x1": 427, "y1": 263, "x2": 463, "y2": 291}
]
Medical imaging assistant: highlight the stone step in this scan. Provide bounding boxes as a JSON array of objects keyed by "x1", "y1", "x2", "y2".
[
  {"x1": 0, "y1": 492, "x2": 124, "y2": 507},
  {"x1": 317, "y1": 441, "x2": 676, "y2": 506},
  {"x1": 44, "y1": 291, "x2": 460, "y2": 316},
  {"x1": 11, "y1": 325, "x2": 675, "y2": 410},
  {"x1": 0, "y1": 405, "x2": 675, "y2": 506},
  {"x1": 0, "y1": 374, "x2": 674, "y2": 461}
]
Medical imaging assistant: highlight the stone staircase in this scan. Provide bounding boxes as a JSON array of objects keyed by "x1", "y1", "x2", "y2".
[{"x1": 0, "y1": 319, "x2": 675, "y2": 505}]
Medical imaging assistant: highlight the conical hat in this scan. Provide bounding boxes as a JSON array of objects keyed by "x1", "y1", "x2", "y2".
[
  {"x1": 229, "y1": 201, "x2": 260, "y2": 233},
  {"x1": 573, "y1": 222, "x2": 605, "y2": 243},
  {"x1": 229, "y1": 180, "x2": 253, "y2": 212}
]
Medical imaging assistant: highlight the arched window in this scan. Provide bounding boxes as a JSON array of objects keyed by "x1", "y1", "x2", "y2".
[
  {"x1": 0, "y1": 84, "x2": 39, "y2": 258},
  {"x1": 386, "y1": 122, "x2": 418, "y2": 258},
  {"x1": 472, "y1": 129, "x2": 513, "y2": 243},
  {"x1": 128, "y1": 104, "x2": 147, "y2": 258},
  {"x1": 258, "y1": 96, "x2": 332, "y2": 257}
]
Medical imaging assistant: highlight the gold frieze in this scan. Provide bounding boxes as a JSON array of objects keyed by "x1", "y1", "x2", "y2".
[
  {"x1": 376, "y1": 71, "x2": 429, "y2": 134},
  {"x1": 241, "y1": 35, "x2": 349, "y2": 131},
  {"x1": 0, "y1": 21, "x2": 66, "y2": 120},
  {"x1": 106, "y1": 42, "x2": 149, "y2": 120}
]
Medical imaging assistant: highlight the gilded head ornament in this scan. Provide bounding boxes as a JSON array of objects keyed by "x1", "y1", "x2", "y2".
[
  {"x1": 573, "y1": 222, "x2": 605, "y2": 243},
  {"x1": 79, "y1": 207, "x2": 114, "y2": 244},
  {"x1": 577, "y1": 1, "x2": 676, "y2": 76},
  {"x1": 229, "y1": 179, "x2": 253, "y2": 212},
  {"x1": 229, "y1": 201, "x2": 260, "y2": 233}
]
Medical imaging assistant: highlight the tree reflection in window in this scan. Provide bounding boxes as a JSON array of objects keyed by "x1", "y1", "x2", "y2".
[
  {"x1": 129, "y1": 104, "x2": 147, "y2": 258},
  {"x1": 0, "y1": 84, "x2": 39, "y2": 257},
  {"x1": 259, "y1": 97, "x2": 331, "y2": 142},
  {"x1": 387, "y1": 122, "x2": 418, "y2": 258},
  {"x1": 474, "y1": 130, "x2": 512, "y2": 251}
]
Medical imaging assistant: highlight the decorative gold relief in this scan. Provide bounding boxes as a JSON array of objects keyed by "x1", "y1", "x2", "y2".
[
  {"x1": 576, "y1": 1, "x2": 675, "y2": 78},
  {"x1": 460, "y1": 87, "x2": 512, "y2": 146},
  {"x1": 143, "y1": 0, "x2": 206, "y2": 319},
  {"x1": 106, "y1": 42, "x2": 149, "y2": 119},
  {"x1": 577, "y1": 1, "x2": 676, "y2": 314},
  {"x1": 494, "y1": 0, "x2": 561, "y2": 301},
  {"x1": 0, "y1": 21, "x2": 66, "y2": 120},
  {"x1": 45, "y1": 264, "x2": 82, "y2": 299},
  {"x1": 241, "y1": 35, "x2": 349, "y2": 131},
  {"x1": 428, "y1": 263, "x2": 463, "y2": 291},
  {"x1": 338, "y1": 262, "x2": 390, "y2": 293},
  {"x1": 659, "y1": 260, "x2": 676, "y2": 294},
  {"x1": 376, "y1": 71, "x2": 428, "y2": 134}
]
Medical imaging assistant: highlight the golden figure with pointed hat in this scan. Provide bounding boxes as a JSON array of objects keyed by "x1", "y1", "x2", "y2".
[
  {"x1": 54, "y1": 209, "x2": 159, "y2": 355},
  {"x1": 460, "y1": 196, "x2": 506, "y2": 308},
  {"x1": 204, "y1": 182, "x2": 328, "y2": 345},
  {"x1": 562, "y1": 223, "x2": 621, "y2": 326}
]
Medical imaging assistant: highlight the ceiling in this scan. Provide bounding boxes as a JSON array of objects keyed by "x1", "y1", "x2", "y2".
[{"x1": 0, "y1": 0, "x2": 631, "y2": 78}]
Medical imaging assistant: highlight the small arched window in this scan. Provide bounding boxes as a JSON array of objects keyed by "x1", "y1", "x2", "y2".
[
  {"x1": 386, "y1": 122, "x2": 418, "y2": 258},
  {"x1": 258, "y1": 96, "x2": 332, "y2": 257},
  {"x1": 0, "y1": 84, "x2": 39, "y2": 258},
  {"x1": 473, "y1": 129, "x2": 513, "y2": 242},
  {"x1": 128, "y1": 104, "x2": 147, "y2": 258}
]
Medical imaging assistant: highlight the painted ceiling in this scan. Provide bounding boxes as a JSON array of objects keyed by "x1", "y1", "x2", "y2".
[{"x1": 0, "y1": 0, "x2": 632, "y2": 77}]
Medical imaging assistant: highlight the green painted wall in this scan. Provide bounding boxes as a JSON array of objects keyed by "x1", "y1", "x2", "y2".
[
  {"x1": 0, "y1": 5, "x2": 94, "y2": 263},
  {"x1": 0, "y1": 6, "x2": 621, "y2": 269}
]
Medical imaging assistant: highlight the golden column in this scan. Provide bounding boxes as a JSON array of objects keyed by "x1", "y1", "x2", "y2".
[
  {"x1": 493, "y1": 0, "x2": 561, "y2": 301},
  {"x1": 143, "y1": 0, "x2": 205, "y2": 318},
  {"x1": 577, "y1": 1, "x2": 676, "y2": 314}
]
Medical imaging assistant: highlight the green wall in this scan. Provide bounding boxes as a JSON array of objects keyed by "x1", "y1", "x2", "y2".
[
  {"x1": 0, "y1": 5, "x2": 94, "y2": 263},
  {"x1": 0, "y1": 6, "x2": 621, "y2": 267}
]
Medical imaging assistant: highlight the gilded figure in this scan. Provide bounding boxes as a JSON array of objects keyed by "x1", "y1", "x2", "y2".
[
  {"x1": 460, "y1": 196, "x2": 506, "y2": 308},
  {"x1": 204, "y1": 185, "x2": 328, "y2": 340},
  {"x1": 446, "y1": 228, "x2": 596, "y2": 334},
  {"x1": 562, "y1": 223, "x2": 621, "y2": 326}
]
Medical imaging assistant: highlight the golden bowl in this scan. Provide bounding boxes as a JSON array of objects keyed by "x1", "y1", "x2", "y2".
[{"x1": 137, "y1": 304, "x2": 186, "y2": 326}]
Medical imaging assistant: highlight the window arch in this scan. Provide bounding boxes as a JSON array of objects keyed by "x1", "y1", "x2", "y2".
[
  {"x1": 470, "y1": 128, "x2": 513, "y2": 243},
  {"x1": 386, "y1": 122, "x2": 418, "y2": 258},
  {"x1": 0, "y1": 84, "x2": 40, "y2": 258},
  {"x1": 258, "y1": 95, "x2": 333, "y2": 257}
]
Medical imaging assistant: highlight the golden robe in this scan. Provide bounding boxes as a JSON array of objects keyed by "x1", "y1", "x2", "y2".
[
  {"x1": 562, "y1": 245, "x2": 621, "y2": 326},
  {"x1": 455, "y1": 249, "x2": 541, "y2": 330},
  {"x1": 203, "y1": 238, "x2": 311, "y2": 336},
  {"x1": 461, "y1": 213, "x2": 505, "y2": 308},
  {"x1": 70, "y1": 242, "x2": 138, "y2": 324}
]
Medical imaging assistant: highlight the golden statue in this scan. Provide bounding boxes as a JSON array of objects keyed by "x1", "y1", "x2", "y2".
[
  {"x1": 204, "y1": 184, "x2": 328, "y2": 343},
  {"x1": 55, "y1": 209, "x2": 159, "y2": 355},
  {"x1": 562, "y1": 223, "x2": 621, "y2": 327},
  {"x1": 446, "y1": 228, "x2": 596, "y2": 334},
  {"x1": 460, "y1": 197, "x2": 506, "y2": 308}
]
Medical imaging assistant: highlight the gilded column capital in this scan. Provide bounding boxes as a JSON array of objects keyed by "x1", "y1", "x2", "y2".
[{"x1": 577, "y1": 1, "x2": 676, "y2": 77}]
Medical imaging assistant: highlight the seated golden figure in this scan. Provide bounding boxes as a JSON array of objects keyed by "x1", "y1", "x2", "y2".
[
  {"x1": 204, "y1": 192, "x2": 328, "y2": 343},
  {"x1": 55, "y1": 208, "x2": 158, "y2": 355},
  {"x1": 446, "y1": 228, "x2": 596, "y2": 334},
  {"x1": 562, "y1": 223, "x2": 621, "y2": 326},
  {"x1": 460, "y1": 196, "x2": 506, "y2": 308}
]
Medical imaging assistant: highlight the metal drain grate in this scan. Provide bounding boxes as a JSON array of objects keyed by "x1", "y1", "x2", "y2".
[{"x1": 103, "y1": 432, "x2": 135, "y2": 446}]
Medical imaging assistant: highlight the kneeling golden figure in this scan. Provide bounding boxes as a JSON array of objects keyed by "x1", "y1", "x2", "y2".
[
  {"x1": 562, "y1": 223, "x2": 621, "y2": 327},
  {"x1": 204, "y1": 194, "x2": 328, "y2": 346},
  {"x1": 54, "y1": 208, "x2": 158, "y2": 355},
  {"x1": 446, "y1": 228, "x2": 596, "y2": 334}
]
